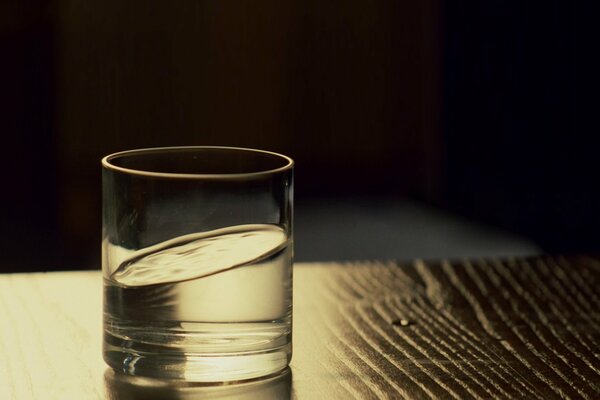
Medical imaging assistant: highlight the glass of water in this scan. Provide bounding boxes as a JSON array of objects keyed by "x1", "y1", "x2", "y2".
[{"x1": 101, "y1": 146, "x2": 293, "y2": 382}]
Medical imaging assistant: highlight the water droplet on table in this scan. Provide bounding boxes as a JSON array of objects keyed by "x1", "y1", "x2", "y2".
[{"x1": 391, "y1": 319, "x2": 413, "y2": 327}]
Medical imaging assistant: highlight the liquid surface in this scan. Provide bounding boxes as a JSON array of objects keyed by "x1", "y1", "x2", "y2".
[{"x1": 111, "y1": 224, "x2": 288, "y2": 287}]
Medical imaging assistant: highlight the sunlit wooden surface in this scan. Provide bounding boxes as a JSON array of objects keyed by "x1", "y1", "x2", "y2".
[{"x1": 1, "y1": 256, "x2": 600, "y2": 399}]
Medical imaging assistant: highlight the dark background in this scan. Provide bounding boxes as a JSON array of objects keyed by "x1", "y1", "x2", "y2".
[{"x1": 0, "y1": 1, "x2": 588, "y2": 271}]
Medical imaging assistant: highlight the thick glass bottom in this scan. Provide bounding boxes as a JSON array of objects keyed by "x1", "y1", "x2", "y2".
[
  {"x1": 103, "y1": 328, "x2": 292, "y2": 382},
  {"x1": 104, "y1": 366, "x2": 292, "y2": 399}
]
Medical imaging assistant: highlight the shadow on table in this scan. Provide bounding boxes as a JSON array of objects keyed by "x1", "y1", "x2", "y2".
[{"x1": 104, "y1": 367, "x2": 292, "y2": 400}]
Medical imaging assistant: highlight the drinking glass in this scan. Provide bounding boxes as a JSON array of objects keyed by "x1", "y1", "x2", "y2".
[{"x1": 102, "y1": 146, "x2": 294, "y2": 381}]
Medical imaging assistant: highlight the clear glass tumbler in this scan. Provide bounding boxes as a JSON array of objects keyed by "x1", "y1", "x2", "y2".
[{"x1": 102, "y1": 146, "x2": 293, "y2": 381}]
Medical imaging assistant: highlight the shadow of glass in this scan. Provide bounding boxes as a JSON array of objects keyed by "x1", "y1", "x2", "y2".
[{"x1": 104, "y1": 367, "x2": 292, "y2": 400}]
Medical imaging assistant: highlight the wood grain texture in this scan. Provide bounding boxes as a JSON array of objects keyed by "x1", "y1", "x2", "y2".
[{"x1": 1, "y1": 256, "x2": 599, "y2": 399}]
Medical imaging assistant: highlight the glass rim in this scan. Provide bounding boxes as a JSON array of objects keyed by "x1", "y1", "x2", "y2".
[{"x1": 101, "y1": 146, "x2": 294, "y2": 179}]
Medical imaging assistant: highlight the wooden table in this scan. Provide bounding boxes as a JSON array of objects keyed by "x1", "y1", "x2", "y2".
[{"x1": 1, "y1": 256, "x2": 599, "y2": 399}]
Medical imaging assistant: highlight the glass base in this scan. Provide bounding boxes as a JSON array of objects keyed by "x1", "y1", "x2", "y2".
[
  {"x1": 104, "y1": 366, "x2": 293, "y2": 400},
  {"x1": 104, "y1": 333, "x2": 291, "y2": 382}
]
